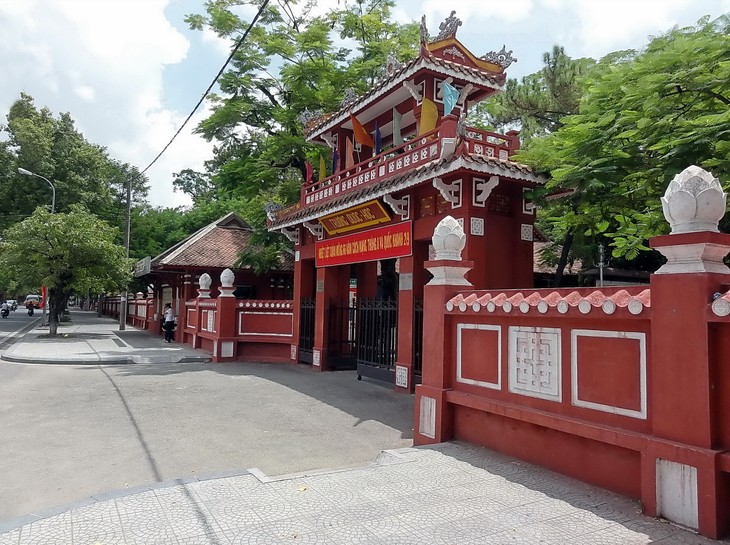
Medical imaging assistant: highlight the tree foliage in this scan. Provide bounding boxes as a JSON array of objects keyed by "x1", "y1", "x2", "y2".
[
  {"x1": 0, "y1": 206, "x2": 131, "y2": 334},
  {"x1": 517, "y1": 15, "x2": 730, "y2": 266}
]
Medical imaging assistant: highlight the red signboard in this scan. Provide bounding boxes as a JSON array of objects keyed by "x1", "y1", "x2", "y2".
[{"x1": 315, "y1": 221, "x2": 412, "y2": 267}]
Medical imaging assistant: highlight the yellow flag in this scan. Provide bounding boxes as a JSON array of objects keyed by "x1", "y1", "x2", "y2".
[
  {"x1": 418, "y1": 98, "x2": 438, "y2": 136},
  {"x1": 319, "y1": 154, "x2": 327, "y2": 181}
]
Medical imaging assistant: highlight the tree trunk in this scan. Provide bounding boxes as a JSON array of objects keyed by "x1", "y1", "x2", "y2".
[
  {"x1": 553, "y1": 230, "x2": 575, "y2": 288},
  {"x1": 48, "y1": 289, "x2": 64, "y2": 336}
]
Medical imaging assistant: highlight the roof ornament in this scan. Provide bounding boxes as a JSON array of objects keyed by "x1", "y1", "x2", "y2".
[
  {"x1": 481, "y1": 45, "x2": 517, "y2": 69},
  {"x1": 299, "y1": 108, "x2": 323, "y2": 126},
  {"x1": 420, "y1": 15, "x2": 430, "y2": 45},
  {"x1": 436, "y1": 11, "x2": 462, "y2": 41},
  {"x1": 340, "y1": 88, "x2": 358, "y2": 109},
  {"x1": 383, "y1": 52, "x2": 404, "y2": 79},
  {"x1": 264, "y1": 201, "x2": 283, "y2": 222}
]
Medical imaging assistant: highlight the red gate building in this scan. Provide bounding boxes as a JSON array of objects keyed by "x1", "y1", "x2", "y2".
[{"x1": 267, "y1": 12, "x2": 545, "y2": 390}]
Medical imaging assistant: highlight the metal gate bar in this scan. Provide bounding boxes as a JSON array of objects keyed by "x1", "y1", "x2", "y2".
[
  {"x1": 298, "y1": 298, "x2": 315, "y2": 364},
  {"x1": 356, "y1": 298, "x2": 398, "y2": 383}
]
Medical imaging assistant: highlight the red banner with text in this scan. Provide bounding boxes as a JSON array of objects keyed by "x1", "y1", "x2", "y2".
[{"x1": 315, "y1": 221, "x2": 412, "y2": 267}]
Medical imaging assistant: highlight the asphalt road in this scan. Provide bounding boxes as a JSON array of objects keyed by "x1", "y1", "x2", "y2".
[{"x1": 0, "y1": 358, "x2": 414, "y2": 522}]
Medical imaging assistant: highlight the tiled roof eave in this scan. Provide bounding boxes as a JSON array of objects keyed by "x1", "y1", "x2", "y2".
[
  {"x1": 305, "y1": 56, "x2": 504, "y2": 142},
  {"x1": 268, "y1": 156, "x2": 545, "y2": 230}
]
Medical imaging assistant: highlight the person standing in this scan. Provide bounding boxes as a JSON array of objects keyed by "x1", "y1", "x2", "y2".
[{"x1": 163, "y1": 303, "x2": 175, "y2": 343}]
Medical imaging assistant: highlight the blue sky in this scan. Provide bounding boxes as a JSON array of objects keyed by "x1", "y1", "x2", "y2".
[{"x1": 1, "y1": 0, "x2": 728, "y2": 208}]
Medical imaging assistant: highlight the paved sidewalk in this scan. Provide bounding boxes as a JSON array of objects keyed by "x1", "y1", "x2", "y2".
[
  {"x1": 0, "y1": 310, "x2": 210, "y2": 364},
  {"x1": 0, "y1": 442, "x2": 723, "y2": 545}
]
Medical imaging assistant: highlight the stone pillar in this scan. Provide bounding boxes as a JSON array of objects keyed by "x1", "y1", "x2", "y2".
[
  {"x1": 643, "y1": 165, "x2": 730, "y2": 538},
  {"x1": 177, "y1": 274, "x2": 194, "y2": 343},
  {"x1": 414, "y1": 216, "x2": 473, "y2": 445}
]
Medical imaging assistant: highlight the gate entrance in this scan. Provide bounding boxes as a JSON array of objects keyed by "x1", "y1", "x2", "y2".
[
  {"x1": 356, "y1": 298, "x2": 398, "y2": 382},
  {"x1": 298, "y1": 298, "x2": 315, "y2": 364}
]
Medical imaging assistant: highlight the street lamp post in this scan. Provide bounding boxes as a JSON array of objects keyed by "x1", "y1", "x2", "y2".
[
  {"x1": 17, "y1": 168, "x2": 56, "y2": 213},
  {"x1": 119, "y1": 176, "x2": 131, "y2": 331},
  {"x1": 17, "y1": 167, "x2": 57, "y2": 327}
]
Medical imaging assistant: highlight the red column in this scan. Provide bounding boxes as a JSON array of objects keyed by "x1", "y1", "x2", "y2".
[
  {"x1": 291, "y1": 255, "x2": 314, "y2": 364},
  {"x1": 313, "y1": 266, "x2": 337, "y2": 371},
  {"x1": 395, "y1": 256, "x2": 415, "y2": 393},
  {"x1": 642, "y1": 231, "x2": 730, "y2": 538},
  {"x1": 413, "y1": 216, "x2": 473, "y2": 445}
]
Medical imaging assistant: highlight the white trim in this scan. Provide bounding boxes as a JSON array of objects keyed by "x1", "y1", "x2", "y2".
[
  {"x1": 419, "y1": 396, "x2": 437, "y2": 439},
  {"x1": 456, "y1": 324, "x2": 501, "y2": 390},
  {"x1": 570, "y1": 329, "x2": 647, "y2": 419}
]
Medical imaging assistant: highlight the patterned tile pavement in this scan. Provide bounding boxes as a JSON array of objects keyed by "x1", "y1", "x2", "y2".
[{"x1": 1, "y1": 442, "x2": 726, "y2": 544}]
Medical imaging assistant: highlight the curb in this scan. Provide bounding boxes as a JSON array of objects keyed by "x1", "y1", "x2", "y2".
[{"x1": 0, "y1": 353, "x2": 212, "y2": 365}]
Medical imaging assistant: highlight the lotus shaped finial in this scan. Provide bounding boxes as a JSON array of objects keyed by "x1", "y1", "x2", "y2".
[
  {"x1": 198, "y1": 273, "x2": 212, "y2": 290},
  {"x1": 220, "y1": 268, "x2": 235, "y2": 288},
  {"x1": 661, "y1": 165, "x2": 726, "y2": 234},
  {"x1": 432, "y1": 216, "x2": 465, "y2": 260}
]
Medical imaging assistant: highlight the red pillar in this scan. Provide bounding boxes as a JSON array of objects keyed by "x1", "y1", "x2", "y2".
[
  {"x1": 643, "y1": 231, "x2": 730, "y2": 538},
  {"x1": 291, "y1": 255, "x2": 314, "y2": 364},
  {"x1": 413, "y1": 216, "x2": 473, "y2": 445},
  {"x1": 313, "y1": 266, "x2": 337, "y2": 371},
  {"x1": 395, "y1": 255, "x2": 415, "y2": 392},
  {"x1": 212, "y1": 279, "x2": 238, "y2": 362}
]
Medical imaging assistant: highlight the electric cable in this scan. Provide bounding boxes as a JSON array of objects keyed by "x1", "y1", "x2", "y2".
[{"x1": 138, "y1": 0, "x2": 271, "y2": 176}]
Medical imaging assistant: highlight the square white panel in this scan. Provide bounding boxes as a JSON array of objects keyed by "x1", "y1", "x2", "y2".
[
  {"x1": 508, "y1": 326, "x2": 562, "y2": 402},
  {"x1": 656, "y1": 459, "x2": 698, "y2": 530},
  {"x1": 419, "y1": 396, "x2": 436, "y2": 439}
]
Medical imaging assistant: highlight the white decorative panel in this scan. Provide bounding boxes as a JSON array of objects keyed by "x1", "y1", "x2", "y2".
[
  {"x1": 295, "y1": 250, "x2": 300, "y2": 262},
  {"x1": 290, "y1": 344, "x2": 297, "y2": 360},
  {"x1": 522, "y1": 187, "x2": 535, "y2": 215},
  {"x1": 470, "y1": 217, "x2": 485, "y2": 236},
  {"x1": 571, "y1": 329, "x2": 647, "y2": 419},
  {"x1": 656, "y1": 459, "x2": 698, "y2": 530},
  {"x1": 221, "y1": 341, "x2": 234, "y2": 358},
  {"x1": 313, "y1": 349, "x2": 321, "y2": 367},
  {"x1": 508, "y1": 326, "x2": 562, "y2": 401},
  {"x1": 457, "y1": 218, "x2": 464, "y2": 231},
  {"x1": 520, "y1": 223, "x2": 534, "y2": 241},
  {"x1": 207, "y1": 310, "x2": 215, "y2": 332},
  {"x1": 395, "y1": 365, "x2": 409, "y2": 389},
  {"x1": 419, "y1": 396, "x2": 436, "y2": 438}
]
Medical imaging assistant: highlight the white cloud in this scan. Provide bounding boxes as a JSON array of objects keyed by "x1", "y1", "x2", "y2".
[{"x1": 0, "y1": 0, "x2": 210, "y2": 208}]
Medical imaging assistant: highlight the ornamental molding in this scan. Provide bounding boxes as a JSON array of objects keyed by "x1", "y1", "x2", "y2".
[
  {"x1": 280, "y1": 227, "x2": 299, "y2": 245},
  {"x1": 264, "y1": 201, "x2": 283, "y2": 221},
  {"x1": 432, "y1": 215, "x2": 465, "y2": 260},
  {"x1": 443, "y1": 46, "x2": 466, "y2": 61},
  {"x1": 299, "y1": 108, "x2": 323, "y2": 126},
  {"x1": 458, "y1": 83, "x2": 474, "y2": 106},
  {"x1": 340, "y1": 88, "x2": 358, "y2": 109},
  {"x1": 382, "y1": 52, "x2": 405, "y2": 79},
  {"x1": 508, "y1": 326, "x2": 561, "y2": 402},
  {"x1": 420, "y1": 14, "x2": 430, "y2": 45},
  {"x1": 383, "y1": 194, "x2": 410, "y2": 218},
  {"x1": 433, "y1": 177, "x2": 461, "y2": 204},
  {"x1": 481, "y1": 45, "x2": 517, "y2": 69},
  {"x1": 269, "y1": 157, "x2": 545, "y2": 230},
  {"x1": 436, "y1": 10, "x2": 462, "y2": 41},
  {"x1": 198, "y1": 273, "x2": 212, "y2": 290},
  {"x1": 474, "y1": 175, "x2": 499, "y2": 205},
  {"x1": 320, "y1": 133, "x2": 336, "y2": 149},
  {"x1": 303, "y1": 220, "x2": 324, "y2": 239},
  {"x1": 403, "y1": 80, "x2": 423, "y2": 102}
]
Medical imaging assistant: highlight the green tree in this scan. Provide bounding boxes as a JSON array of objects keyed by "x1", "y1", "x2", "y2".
[
  {"x1": 517, "y1": 15, "x2": 730, "y2": 265},
  {"x1": 0, "y1": 206, "x2": 131, "y2": 335},
  {"x1": 0, "y1": 93, "x2": 149, "y2": 236}
]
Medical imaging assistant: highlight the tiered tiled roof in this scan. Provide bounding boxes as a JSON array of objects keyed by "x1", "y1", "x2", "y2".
[
  {"x1": 152, "y1": 212, "x2": 294, "y2": 272},
  {"x1": 304, "y1": 53, "x2": 505, "y2": 140},
  {"x1": 269, "y1": 152, "x2": 544, "y2": 230},
  {"x1": 446, "y1": 288, "x2": 651, "y2": 316}
]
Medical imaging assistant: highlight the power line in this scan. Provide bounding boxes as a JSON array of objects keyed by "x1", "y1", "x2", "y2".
[{"x1": 139, "y1": 0, "x2": 271, "y2": 176}]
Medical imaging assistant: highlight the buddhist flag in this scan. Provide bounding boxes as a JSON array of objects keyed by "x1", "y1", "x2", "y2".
[
  {"x1": 305, "y1": 161, "x2": 313, "y2": 183},
  {"x1": 442, "y1": 81, "x2": 459, "y2": 116},
  {"x1": 392, "y1": 108, "x2": 403, "y2": 146},
  {"x1": 318, "y1": 154, "x2": 327, "y2": 181},
  {"x1": 350, "y1": 114, "x2": 374, "y2": 149},
  {"x1": 418, "y1": 97, "x2": 438, "y2": 135},
  {"x1": 374, "y1": 121, "x2": 382, "y2": 155},
  {"x1": 345, "y1": 137, "x2": 355, "y2": 169}
]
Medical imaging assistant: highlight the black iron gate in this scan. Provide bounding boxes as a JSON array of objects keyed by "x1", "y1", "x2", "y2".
[
  {"x1": 356, "y1": 298, "x2": 398, "y2": 383},
  {"x1": 413, "y1": 298, "x2": 424, "y2": 383},
  {"x1": 328, "y1": 301, "x2": 358, "y2": 369},
  {"x1": 298, "y1": 298, "x2": 315, "y2": 364}
]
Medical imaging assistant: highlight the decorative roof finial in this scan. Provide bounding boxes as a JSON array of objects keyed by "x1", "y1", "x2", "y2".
[
  {"x1": 263, "y1": 201, "x2": 283, "y2": 222},
  {"x1": 420, "y1": 15, "x2": 429, "y2": 45},
  {"x1": 436, "y1": 11, "x2": 461, "y2": 41},
  {"x1": 481, "y1": 45, "x2": 517, "y2": 69}
]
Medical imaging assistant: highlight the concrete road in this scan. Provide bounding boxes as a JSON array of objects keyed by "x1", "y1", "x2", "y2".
[{"x1": 0, "y1": 360, "x2": 413, "y2": 522}]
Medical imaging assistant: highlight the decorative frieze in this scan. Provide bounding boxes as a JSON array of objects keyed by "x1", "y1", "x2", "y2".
[
  {"x1": 474, "y1": 176, "x2": 499, "y2": 206},
  {"x1": 432, "y1": 178, "x2": 462, "y2": 206}
]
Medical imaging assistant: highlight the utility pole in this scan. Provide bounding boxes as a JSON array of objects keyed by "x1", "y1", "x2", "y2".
[{"x1": 119, "y1": 177, "x2": 132, "y2": 330}]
